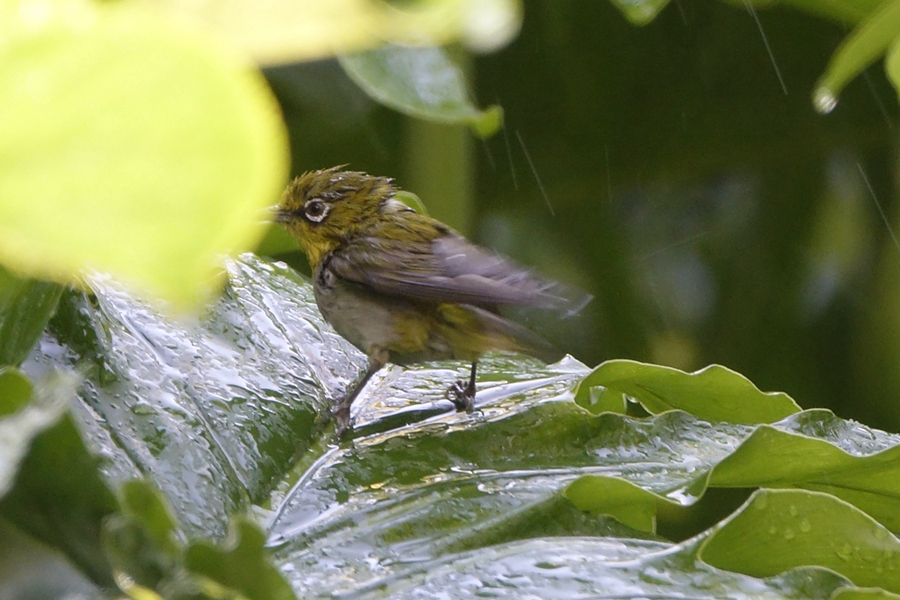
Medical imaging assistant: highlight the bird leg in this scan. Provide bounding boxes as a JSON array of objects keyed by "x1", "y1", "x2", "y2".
[
  {"x1": 334, "y1": 346, "x2": 388, "y2": 436},
  {"x1": 448, "y1": 361, "x2": 477, "y2": 413}
]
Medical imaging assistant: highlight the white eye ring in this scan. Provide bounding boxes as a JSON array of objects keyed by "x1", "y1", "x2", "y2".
[{"x1": 304, "y1": 199, "x2": 330, "y2": 223}]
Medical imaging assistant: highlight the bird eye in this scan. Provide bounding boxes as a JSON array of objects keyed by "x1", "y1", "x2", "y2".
[{"x1": 304, "y1": 199, "x2": 329, "y2": 223}]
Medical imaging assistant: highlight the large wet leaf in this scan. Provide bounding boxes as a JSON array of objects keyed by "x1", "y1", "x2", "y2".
[
  {"x1": 25, "y1": 256, "x2": 362, "y2": 539},
  {"x1": 21, "y1": 254, "x2": 900, "y2": 597},
  {"x1": 336, "y1": 538, "x2": 852, "y2": 598},
  {"x1": 0, "y1": 368, "x2": 295, "y2": 597}
]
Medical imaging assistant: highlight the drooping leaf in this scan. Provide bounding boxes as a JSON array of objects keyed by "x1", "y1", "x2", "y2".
[
  {"x1": 339, "y1": 44, "x2": 503, "y2": 137},
  {"x1": 813, "y1": 0, "x2": 900, "y2": 113}
]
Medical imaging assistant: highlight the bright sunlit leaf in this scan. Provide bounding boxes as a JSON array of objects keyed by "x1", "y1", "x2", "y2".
[
  {"x1": 0, "y1": 0, "x2": 289, "y2": 307},
  {"x1": 139, "y1": 0, "x2": 522, "y2": 66}
]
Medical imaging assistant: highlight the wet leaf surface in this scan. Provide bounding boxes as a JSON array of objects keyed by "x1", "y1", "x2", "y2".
[{"x1": 19, "y1": 254, "x2": 900, "y2": 598}]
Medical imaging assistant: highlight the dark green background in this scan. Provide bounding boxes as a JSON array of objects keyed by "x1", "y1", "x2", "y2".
[{"x1": 264, "y1": 1, "x2": 900, "y2": 431}]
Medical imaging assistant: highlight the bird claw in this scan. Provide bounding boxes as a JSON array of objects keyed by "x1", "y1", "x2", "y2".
[
  {"x1": 447, "y1": 380, "x2": 475, "y2": 413},
  {"x1": 332, "y1": 397, "x2": 352, "y2": 438}
]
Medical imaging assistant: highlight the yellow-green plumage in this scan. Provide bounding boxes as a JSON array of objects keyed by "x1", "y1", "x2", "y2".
[{"x1": 276, "y1": 167, "x2": 588, "y2": 434}]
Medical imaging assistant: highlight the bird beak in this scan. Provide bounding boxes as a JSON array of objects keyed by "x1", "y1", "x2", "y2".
[{"x1": 271, "y1": 205, "x2": 291, "y2": 224}]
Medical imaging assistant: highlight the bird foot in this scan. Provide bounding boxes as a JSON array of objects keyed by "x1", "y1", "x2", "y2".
[
  {"x1": 332, "y1": 397, "x2": 352, "y2": 438},
  {"x1": 447, "y1": 380, "x2": 475, "y2": 413}
]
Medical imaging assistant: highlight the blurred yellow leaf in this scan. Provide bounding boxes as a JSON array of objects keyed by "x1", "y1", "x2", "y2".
[
  {"x1": 0, "y1": 0, "x2": 289, "y2": 307},
  {"x1": 140, "y1": 0, "x2": 522, "y2": 66}
]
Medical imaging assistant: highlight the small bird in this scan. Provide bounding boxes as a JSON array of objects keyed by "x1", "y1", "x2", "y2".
[{"x1": 275, "y1": 166, "x2": 589, "y2": 434}]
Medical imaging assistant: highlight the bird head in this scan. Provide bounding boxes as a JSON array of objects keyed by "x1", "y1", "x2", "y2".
[{"x1": 276, "y1": 166, "x2": 396, "y2": 268}]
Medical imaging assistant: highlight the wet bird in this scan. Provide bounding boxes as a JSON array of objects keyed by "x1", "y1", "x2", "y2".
[{"x1": 275, "y1": 167, "x2": 589, "y2": 434}]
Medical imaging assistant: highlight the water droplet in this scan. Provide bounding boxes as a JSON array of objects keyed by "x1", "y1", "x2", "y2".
[
  {"x1": 768, "y1": 525, "x2": 778, "y2": 535},
  {"x1": 799, "y1": 519, "x2": 811, "y2": 533},
  {"x1": 784, "y1": 528, "x2": 795, "y2": 540},
  {"x1": 788, "y1": 505, "x2": 798, "y2": 517},
  {"x1": 813, "y1": 87, "x2": 837, "y2": 114},
  {"x1": 836, "y1": 544, "x2": 853, "y2": 561}
]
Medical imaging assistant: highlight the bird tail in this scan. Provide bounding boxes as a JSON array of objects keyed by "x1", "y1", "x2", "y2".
[{"x1": 438, "y1": 304, "x2": 564, "y2": 364}]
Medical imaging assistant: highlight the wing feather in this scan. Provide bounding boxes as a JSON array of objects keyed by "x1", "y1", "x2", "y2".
[{"x1": 327, "y1": 224, "x2": 589, "y2": 313}]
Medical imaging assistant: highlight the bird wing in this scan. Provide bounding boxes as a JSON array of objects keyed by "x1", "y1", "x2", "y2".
[{"x1": 327, "y1": 218, "x2": 589, "y2": 313}]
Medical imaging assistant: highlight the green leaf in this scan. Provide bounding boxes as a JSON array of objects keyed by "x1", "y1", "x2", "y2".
[
  {"x1": 710, "y1": 410, "x2": 900, "y2": 532},
  {"x1": 832, "y1": 588, "x2": 900, "y2": 599},
  {"x1": 339, "y1": 44, "x2": 503, "y2": 137},
  {"x1": 0, "y1": 266, "x2": 62, "y2": 367},
  {"x1": 0, "y1": 367, "x2": 34, "y2": 417},
  {"x1": 573, "y1": 359, "x2": 801, "y2": 424},
  {"x1": 26, "y1": 255, "x2": 361, "y2": 539},
  {"x1": 0, "y1": 369, "x2": 70, "y2": 498},
  {"x1": 813, "y1": 0, "x2": 900, "y2": 113},
  {"x1": 350, "y1": 537, "x2": 851, "y2": 598},
  {"x1": 119, "y1": 480, "x2": 183, "y2": 557},
  {"x1": 702, "y1": 489, "x2": 900, "y2": 593},
  {"x1": 185, "y1": 519, "x2": 295, "y2": 600},
  {"x1": 21, "y1": 254, "x2": 900, "y2": 597},
  {"x1": 0, "y1": 371, "x2": 119, "y2": 588},
  {"x1": 103, "y1": 479, "x2": 296, "y2": 599},
  {"x1": 565, "y1": 408, "x2": 900, "y2": 551},
  {"x1": 563, "y1": 474, "x2": 681, "y2": 531},
  {"x1": 393, "y1": 190, "x2": 431, "y2": 215},
  {"x1": 766, "y1": 0, "x2": 885, "y2": 24},
  {"x1": 885, "y1": 33, "x2": 900, "y2": 107},
  {"x1": 608, "y1": 0, "x2": 672, "y2": 25},
  {"x1": 0, "y1": 0, "x2": 289, "y2": 307}
]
